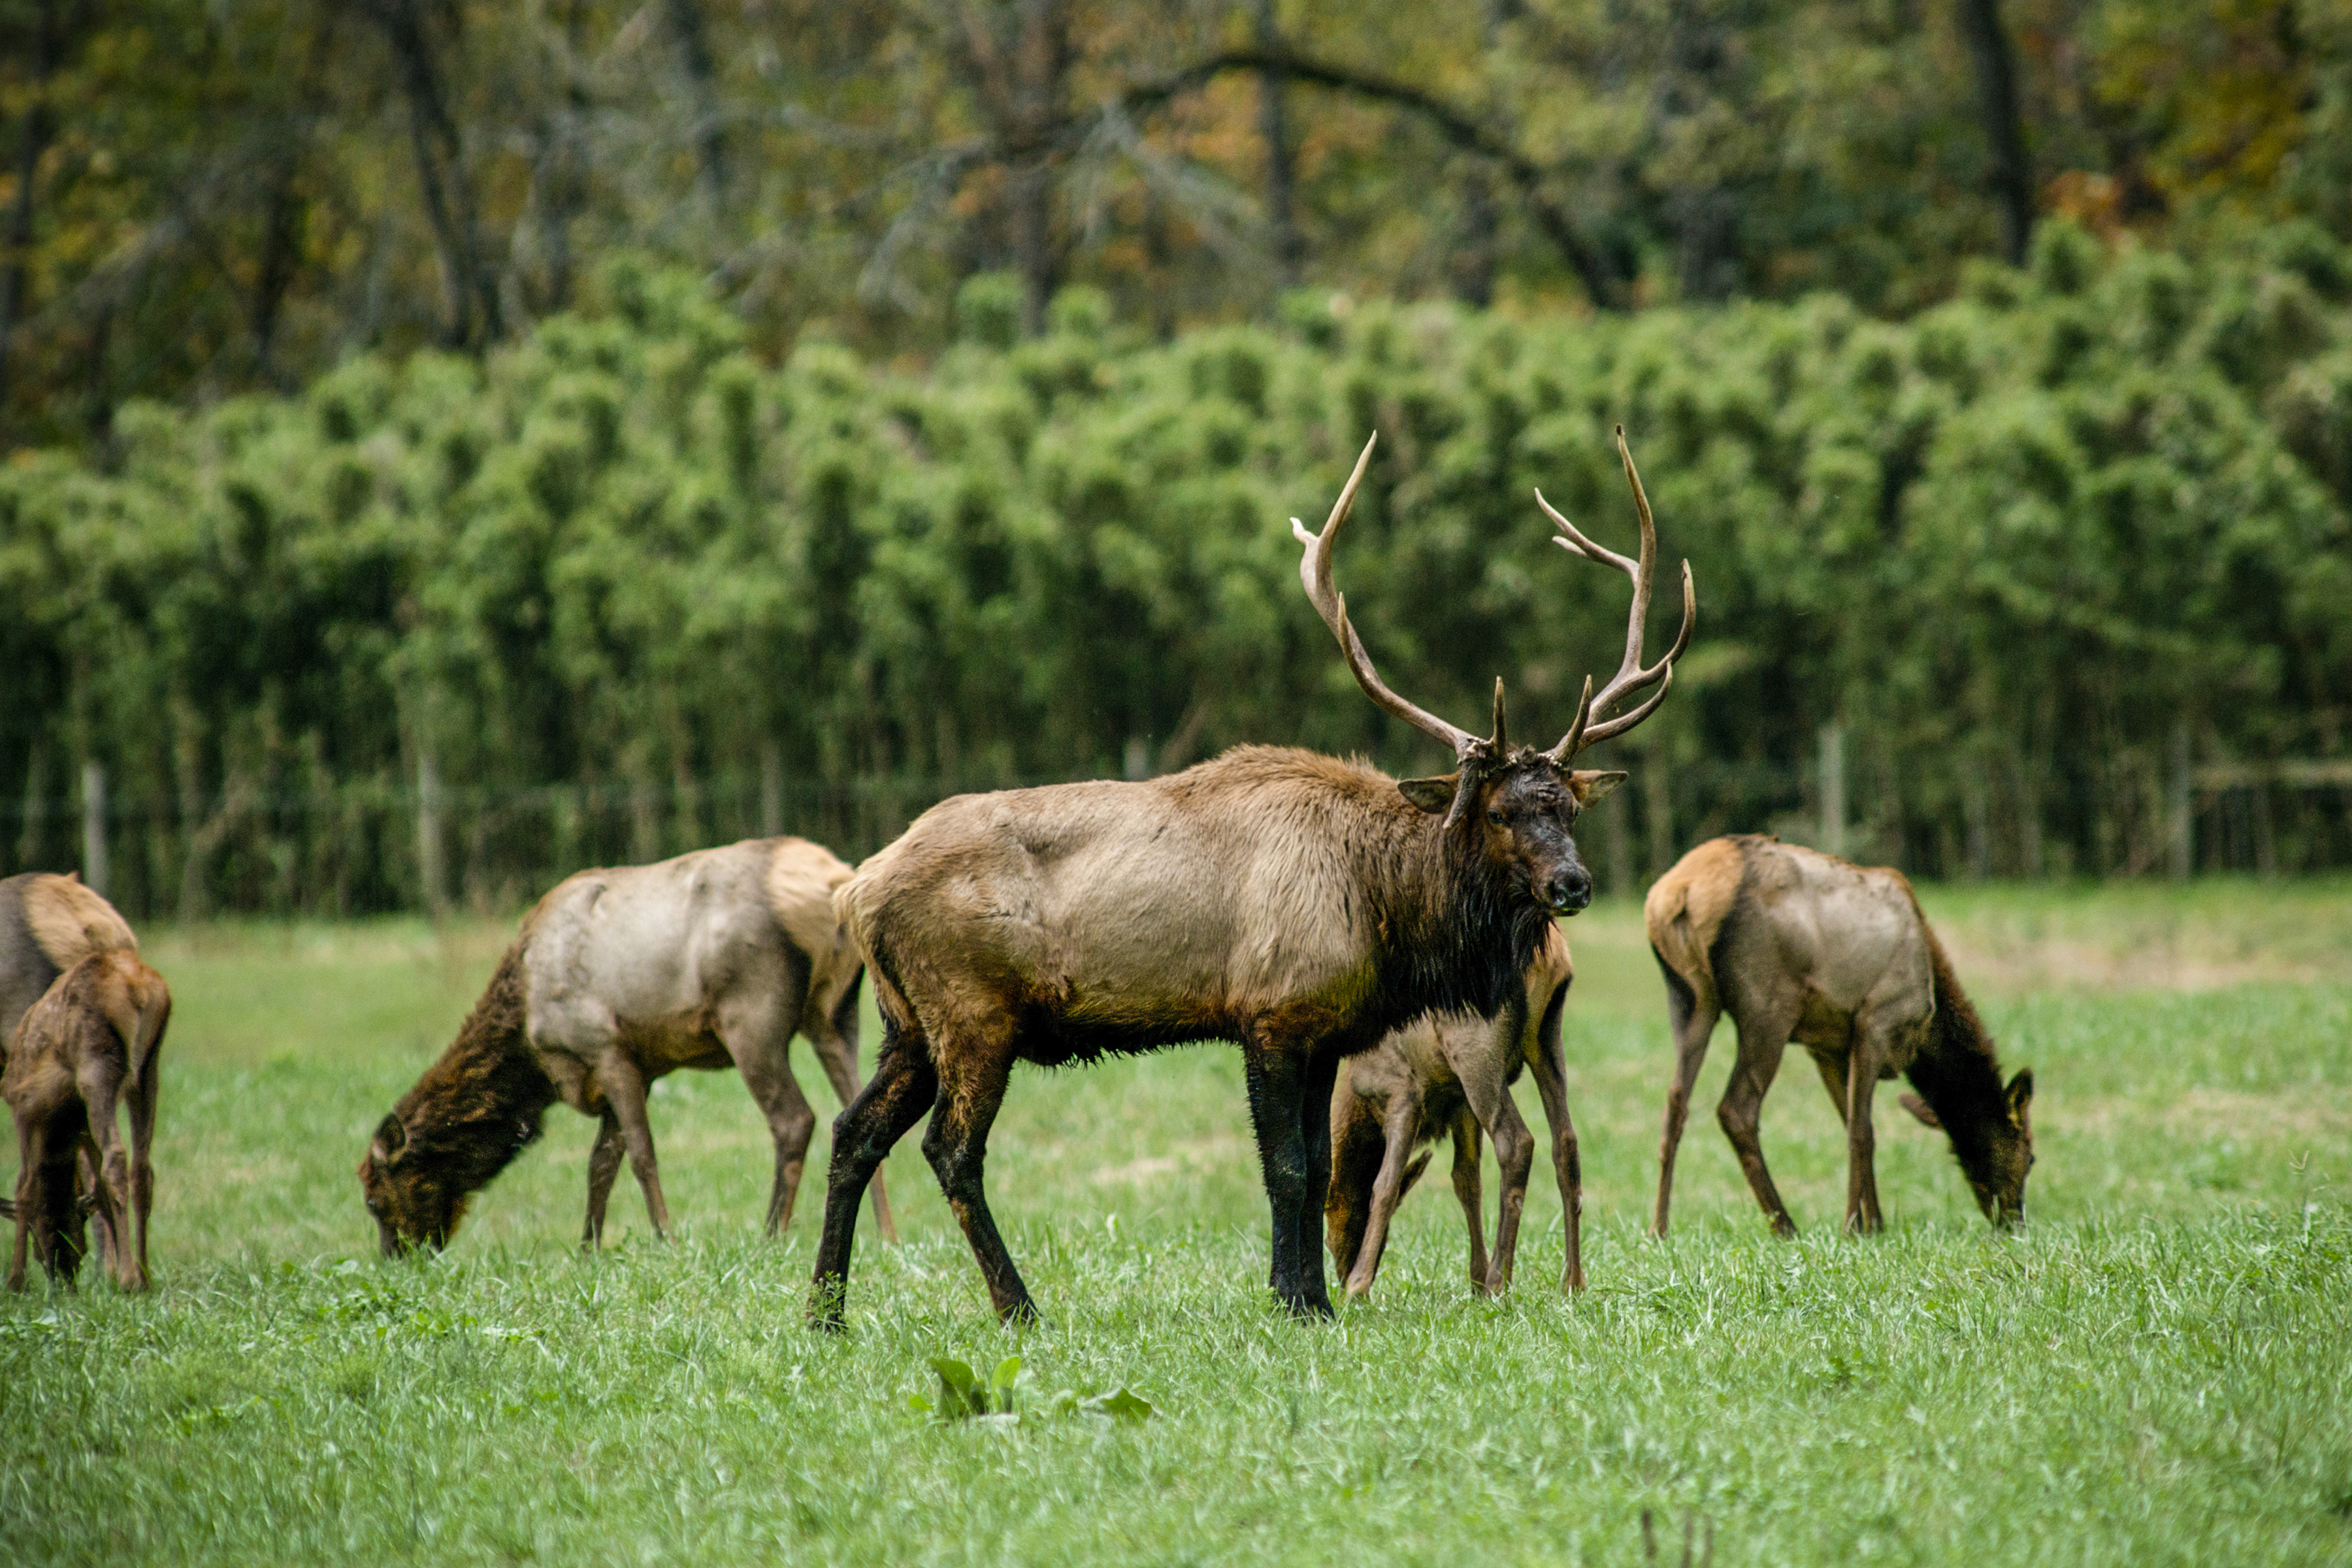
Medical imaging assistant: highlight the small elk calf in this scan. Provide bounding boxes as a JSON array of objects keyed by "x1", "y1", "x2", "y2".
[
  {"x1": 1326, "y1": 925, "x2": 1583, "y2": 1299},
  {"x1": 1647, "y1": 836, "x2": 2033, "y2": 1237},
  {"x1": 5, "y1": 950, "x2": 170, "y2": 1291}
]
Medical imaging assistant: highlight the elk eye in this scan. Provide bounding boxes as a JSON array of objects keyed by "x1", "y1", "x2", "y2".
[{"x1": 1486, "y1": 808, "x2": 1505, "y2": 825}]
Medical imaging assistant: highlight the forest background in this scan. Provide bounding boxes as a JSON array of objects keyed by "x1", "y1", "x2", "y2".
[{"x1": 3, "y1": 0, "x2": 2350, "y2": 918}]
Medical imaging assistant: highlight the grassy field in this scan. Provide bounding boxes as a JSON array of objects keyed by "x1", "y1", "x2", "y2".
[{"x1": 1, "y1": 879, "x2": 2347, "y2": 1565}]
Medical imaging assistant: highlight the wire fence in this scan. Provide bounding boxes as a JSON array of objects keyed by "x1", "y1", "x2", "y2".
[{"x1": 3, "y1": 749, "x2": 2344, "y2": 923}]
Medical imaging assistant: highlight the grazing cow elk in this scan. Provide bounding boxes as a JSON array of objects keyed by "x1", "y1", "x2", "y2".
[
  {"x1": 814, "y1": 428, "x2": 1690, "y2": 1326},
  {"x1": 0, "y1": 872, "x2": 142, "y2": 1249},
  {"x1": 359, "y1": 838, "x2": 895, "y2": 1253},
  {"x1": 1646, "y1": 836, "x2": 2035, "y2": 1237},
  {"x1": 6, "y1": 950, "x2": 171, "y2": 1291},
  {"x1": 1326, "y1": 924, "x2": 1578, "y2": 1299}
]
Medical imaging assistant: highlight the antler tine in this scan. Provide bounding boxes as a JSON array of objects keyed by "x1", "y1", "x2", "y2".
[
  {"x1": 1292, "y1": 433, "x2": 1481, "y2": 759},
  {"x1": 1542, "y1": 428, "x2": 1697, "y2": 763}
]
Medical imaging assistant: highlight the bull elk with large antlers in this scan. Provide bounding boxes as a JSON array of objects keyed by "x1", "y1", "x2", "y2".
[{"x1": 812, "y1": 428, "x2": 1691, "y2": 1326}]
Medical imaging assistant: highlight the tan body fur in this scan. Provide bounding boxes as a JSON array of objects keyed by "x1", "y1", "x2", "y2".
[
  {"x1": 361, "y1": 838, "x2": 894, "y2": 1251},
  {"x1": 5, "y1": 950, "x2": 169, "y2": 1290},
  {"x1": 1647, "y1": 836, "x2": 2034, "y2": 1236},
  {"x1": 0, "y1": 872, "x2": 142, "y2": 1243},
  {"x1": 1326, "y1": 924, "x2": 1580, "y2": 1298}
]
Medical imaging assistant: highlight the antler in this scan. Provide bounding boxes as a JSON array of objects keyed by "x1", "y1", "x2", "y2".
[
  {"x1": 1293, "y1": 433, "x2": 1482, "y2": 759},
  {"x1": 1537, "y1": 427, "x2": 1696, "y2": 763}
]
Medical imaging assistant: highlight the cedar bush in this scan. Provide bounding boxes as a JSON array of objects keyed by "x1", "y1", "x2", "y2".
[{"x1": 3, "y1": 224, "x2": 2346, "y2": 915}]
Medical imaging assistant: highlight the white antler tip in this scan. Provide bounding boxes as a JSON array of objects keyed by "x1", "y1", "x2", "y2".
[{"x1": 1290, "y1": 517, "x2": 1313, "y2": 544}]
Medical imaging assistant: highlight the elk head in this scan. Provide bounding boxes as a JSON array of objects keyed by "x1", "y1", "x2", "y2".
[
  {"x1": 1293, "y1": 428, "x2": 1695, "y2": 917},
  {"x1": 357, "y1": 1113, "x2": 469, "y2": 1256},
  {"x1": 1901, "y1": 1068, "x2": 2035, "y2": 1226}
]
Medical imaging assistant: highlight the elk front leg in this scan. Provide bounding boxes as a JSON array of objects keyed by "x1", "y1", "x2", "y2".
[
  {"x1": 1447, "y1": 1110, "x2": 1488, "y2": 1291},
  {"x1": 1243, "y1": 1037, "x2": 1334, "y2": 1319},
  {"x1": 582, "y1": 1109, "x2": 625, "y2": 1249},
  {"x1": 921, "y1": 1029, "x2": 1036, "y2": 1325},
  {"x1": 808, "y1": 1023, "x2": 937, "y2": 1331},
  {"x1": 1717, "y1": 1004, "x2": 1800, "y2": 1238},
  {"x1": 1654, "y1": 974, "x2": 1721, "y2": 1238},
  {"x1": 596, "y1": 1053, "x2": 671, "y2": 1239},
  {"x1": 1340, "y1": 1094, "x2": 1422, "y2": 1300},
  {"x1": 8, "y1": 1109, "x2": 44, "y2": 1292},
  {"x1": 1843, "y1": 1031, "x2": 1887, "y2": 1235},
  {"x1": 810, "y1": 1024, "x2": 898, "y2": 1244}
]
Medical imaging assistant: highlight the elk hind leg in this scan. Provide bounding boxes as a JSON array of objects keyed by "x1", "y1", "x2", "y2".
[
  {"x1": 716, "y1": 989, "x2": 819, "y2": 1238},
  {"x1": 921, "y1": 1026, "x2": 1036, "y2": 1324},
  {"x1": 1654, "y1": 955, "x2": 1720, "y2": 1238},
  {"x1": 809, "y1": 1019, "x2": 896, "y2": 1244},
  {"x1": 1716, "y1": 1002, "x2": 1801, "y2": 1238},
  {"x1": 77, "y1": 1060, "x2": 142, "y2": 1289},
  {"x1": 1340, "y1": 1094, "x2": 1422, "y2": 1300},
  {"x1": 809, "y1": 1021, "x2": 937, "y2": 1331},
  {"x1": 1447, "y1": 1110, "x2": 1488, "y2": 1291},
  {"x1": 1521, "y1": 983, "x2": 1586, "y2": 1291}
]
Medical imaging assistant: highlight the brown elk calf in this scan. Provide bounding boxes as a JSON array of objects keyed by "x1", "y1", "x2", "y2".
[
  {"x1": 359, "y1": 838, "x2": 894, "y2": 1253},
  {"x1": 1326, "y1": 925, "x2": 1579, "y2": 1299},
  {"x1": 5, "y1": 950, "x2": 170, "y2": 1291},
  {"x1": 814, "y1": 429, "x2": 1689, "y2": 1327},
  {"x1": 1646, "y1": 836, "x2": 2034, "y2": 1237},
  {"x1": 0, "y1": 872, "x2": 142, "y2": 1251}
]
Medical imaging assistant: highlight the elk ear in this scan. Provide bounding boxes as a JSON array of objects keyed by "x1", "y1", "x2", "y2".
[
  {"x1": 2006, "y1": 1069, "x2": 2034, "y2": 1128},
  {"x1": 1567, "y1": 770, "x2": 1626, "y2": 806},
  {"x1": 1898, "y1": 1092, "x2": 1942, "y2": 1130},
  {"x1": 371, "y1": 1113, "x2": 408, "y2": 1167},
  {"x1": 1397, "y1": 775, "x2": 1458, "y2": 814}
]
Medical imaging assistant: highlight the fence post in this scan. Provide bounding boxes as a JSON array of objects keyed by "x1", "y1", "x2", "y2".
[
  {"x1": 2166, "y1": 723, "x2": 2193, "y2": 880},
  {"x1": 80, "y1": 760, "x2": 108, "y2": 898},
  {"x1": 417, "y1": 749, "x2": 449, "y2": 917},
  {"x1": 760, "y1": 740, "x2": 785, "y2": 838},
  {"x1": 1820, "y1": 722, "x2": 1847, "y2": 859}
]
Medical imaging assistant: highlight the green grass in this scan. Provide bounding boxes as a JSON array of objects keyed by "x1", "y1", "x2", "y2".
[{"x1": 2, "y1": 880, "x2": 2349, "y2": 1565}]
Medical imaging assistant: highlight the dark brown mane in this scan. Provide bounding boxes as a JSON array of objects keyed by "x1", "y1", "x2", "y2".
[
  {"x1": 1903, "y1": 923, "x2": 2014, "y2": 1192},
  {"x1": 385, "y1": 938, "x2": 557, "y2": 1203}
]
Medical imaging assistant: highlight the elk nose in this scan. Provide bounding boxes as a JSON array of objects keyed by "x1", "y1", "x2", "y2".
[{"x1": 1547, "y1": 868, "x2": 1593, "y2": 914}]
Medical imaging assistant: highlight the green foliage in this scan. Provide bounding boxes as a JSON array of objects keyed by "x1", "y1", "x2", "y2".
[
  {"x1": 0, "y1": 894, "x2": 2345, "y2": 1563},
  {"x1": 3, "y1": 234, "x2": 2350, "y2": 913}
]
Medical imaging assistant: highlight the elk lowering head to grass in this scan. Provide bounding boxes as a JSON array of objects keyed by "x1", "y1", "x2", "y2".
[
  {"x1": 1326, "y1": 923, "x2": 1578, "y2": 1300},
  {"x1": 813, "y1": 429, "x2": 1691, "y2": 1326},
  {"x1": 1646, "y1": 836, "x2": 2034, "y2": 1237},
  {"x1": 359, "y1": 838, "x2": 894, "y2": 1254},
  {"x1": 6, "y1": 949, "x2": 169, "y2": 1292},
  {"x1": 0, "y1": 872, "x2": 144, "y2": 1254}
]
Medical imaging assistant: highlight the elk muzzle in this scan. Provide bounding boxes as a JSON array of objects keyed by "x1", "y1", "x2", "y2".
[{"x1": 1544, "y1": 864, "x2": 1594, "y2": 915}]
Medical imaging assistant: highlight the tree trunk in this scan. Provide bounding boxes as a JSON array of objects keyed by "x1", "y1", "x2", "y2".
[
  {"x1": 371, "y1": 0, "x2": 504, "y2": 349},
  {"x1": 1250, "y1": 0, "x2": 1301, "y2": 284},
  {"x1": 661, "y1": 0, "x2": 728, "y2": 213},
  {"x1": 1957, "y1": 0, "x2": 2034, "y2": 266},
  {"x1": 0, "y1": 0, "x2": 67, "y2": 437},
  {"x1": 252, "y1": 12, "x2": 338, "y2": 382}
]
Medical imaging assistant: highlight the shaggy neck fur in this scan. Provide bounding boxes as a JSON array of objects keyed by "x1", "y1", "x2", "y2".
[
  {"x1": 1901, "y1": 927, "x2": 2016, "y2": 1190},
  {"x1": 391, "y1": 939, "x2": 558, "y2": 1205},
  {"x1": 1363, "y1": 769, "x2": 1552, "y2": 1040}
]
